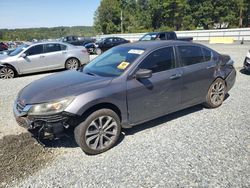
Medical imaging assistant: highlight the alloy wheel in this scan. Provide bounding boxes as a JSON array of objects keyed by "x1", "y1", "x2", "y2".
[
  {"x1": 0, "y1": 67, "x2": 15, "y2": 79},
  {"x1": 210, "y1": 81, "x2": 225, "y2": 106},
  {"x1": 85, "y1": 116, "x2": 118, "y2": 150},
  {"x1": 66, "y1": 59, "x2": 79, "y2": 70}
]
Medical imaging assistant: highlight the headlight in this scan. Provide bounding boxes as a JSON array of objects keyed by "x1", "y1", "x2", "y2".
[{"x1": 28, "y1": 97, "x2": 74, "y2": 115}]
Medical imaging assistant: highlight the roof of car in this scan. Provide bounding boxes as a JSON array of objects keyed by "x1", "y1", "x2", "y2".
[
  {"x1": 31, "y1": 41, "x2": 69, "y2": 46},
  {"x1": 120, "y1": 40, "x2": 197, "y2": 50}
]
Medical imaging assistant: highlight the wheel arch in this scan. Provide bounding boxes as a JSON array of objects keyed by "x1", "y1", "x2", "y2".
[
  {"x1": 65, "y1": 57, "x2": 80, "y2": 68},
  {"x1": 1, "y1": 63, "x2": 19, "y2": 76},
  {"x1": 80, "y1": 102, "x2": 122, "y2": 122}
]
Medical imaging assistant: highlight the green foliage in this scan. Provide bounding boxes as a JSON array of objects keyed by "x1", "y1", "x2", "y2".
[
  {"x1": 0, "y1": 26, "x2": 94, "y2": 41},
  {"x1": 94, "y1": 0, "x2": 250, "y2": 34}
]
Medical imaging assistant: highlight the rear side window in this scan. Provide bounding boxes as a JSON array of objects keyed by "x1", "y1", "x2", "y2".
[
  {"x1": 177, "y1": 45, "x2": 204, "y2": 66},
  {"x1": 45, "y1": 43, "x2": 62, "y2": 53},
  {"x1": 202, "y1": 48, "x2": 212, "y2": 62},
  {"x1": 26, "y1": 45, "x2": 43, "y2": 56},
  {"x1": 61, "y1": 44, "x2": 67, "y2": 50},
  {"x1": 139, "y1": 47, "x2": 175, "y2": 73}
]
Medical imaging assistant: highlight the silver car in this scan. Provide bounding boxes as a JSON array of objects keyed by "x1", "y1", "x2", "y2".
[{"x1": 0, "y1": 42, "x2": 90, "y2": 79}]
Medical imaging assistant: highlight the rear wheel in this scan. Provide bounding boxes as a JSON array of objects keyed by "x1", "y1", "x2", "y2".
[
  {"x1": 95, "y1": 48, "x2": 102, "y2": 55},
  {"x1": 0, "y1": 66, "x2": 15, "y2": 79},
  {"x1": 74, "y1": 109, "x2": 121, "y2": 155},
  {"x1": 204, "y1": 78, "x2": 226, "y2": 108},
  {"x1": 65, "y1": 58, "x2": 80, "y2": 70}
]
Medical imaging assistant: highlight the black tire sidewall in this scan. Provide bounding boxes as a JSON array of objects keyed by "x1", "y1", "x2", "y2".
[{"x1": 74, "y1": 109, "x2": 121, "y2": 155}]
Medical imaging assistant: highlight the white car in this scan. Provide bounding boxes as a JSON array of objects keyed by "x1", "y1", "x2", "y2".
[
  {"x1": 0, "y1": 42, "x2": 90, "y2": 79},
  {"x1": 243, "y1": 50, "x2": 250, "y2": 72}
]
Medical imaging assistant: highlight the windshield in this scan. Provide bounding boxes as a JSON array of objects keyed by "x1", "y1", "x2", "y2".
[
  {"x1": 96, "y1": 38, "x2": 105, "y2": 43},
  {"x1": 82, "y1": 47, "x2": 145, "y2": 77},
  {"x1": 9, "y1": 44, "x2": 29, "y2": 56},
  {"x1": 139, "y1": 33, "x2": 157, "y2": 41}
]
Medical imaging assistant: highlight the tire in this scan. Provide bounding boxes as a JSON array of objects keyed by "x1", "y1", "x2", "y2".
[
  {"x1": 204, "y1": 78, "x2": 226, "y2": 108},
  {"x1": 0, "y1": 66, "x2": 15, "y2": 79},
  {"x1": 65, "y1": 58, "x2": 80, "y2": 70},
  {"x1": 95, "y1": 48, "x2": 102, "y2": 55},
  {"x1": 74, "y1": 109, "x2": 121, "y2": 155}
]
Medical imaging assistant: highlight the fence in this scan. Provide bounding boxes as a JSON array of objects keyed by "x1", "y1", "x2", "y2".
[{"x1": 97, "y1": 28, "x2": 250, "y2": 42}]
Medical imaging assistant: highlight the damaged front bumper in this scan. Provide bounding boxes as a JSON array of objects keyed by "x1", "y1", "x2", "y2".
[{"x1": 13, "y1": 100, "x2": 78, "y2": 139}]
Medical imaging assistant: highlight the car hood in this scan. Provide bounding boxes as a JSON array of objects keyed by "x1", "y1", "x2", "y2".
[
  {"x1": 0, "y1": 54, "x2": 9, "y2": 61},
  {"x1": 18, "y1": 70, "x2": 113, "y2": 105},
  {"x1": 0, "y1": 55, "x2": 17, "y2": 63}
]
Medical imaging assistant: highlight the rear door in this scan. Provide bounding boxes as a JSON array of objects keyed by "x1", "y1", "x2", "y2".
[
  {"x1": 43, "y1": 43, "x2": 67, "y2": 69},
  {"x1": 18, "y1": 44, "x2": 46, "y2": 74},
  {"x1": 176, "y1": 45, "x2": 216, "y2": 107},
  {"x1": 126, "y1": 47, "x2": 183, "y2": 124}
]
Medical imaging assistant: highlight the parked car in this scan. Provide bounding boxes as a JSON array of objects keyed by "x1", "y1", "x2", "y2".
[
  {"x1": 0, "y1": 42, "x2": 89, "y2": 79},
  {"x1": 139, "y1": 31, "x2": 193, "y2": 42},
  {"x1": 62, "y1": 35, "x2": 95, "y2": 46},
  {"x1": 13, "y1": 41, "x2": 236, "y2": 155},
  {"x1": 0, "y1": 48, "x2": 16, "y2": 56},
  {"x1": 0, "y1": 42, "x2": 8, "y2": 51},
  {"x1": 243, "y1": 50, "x2": 250, "y2": 72},
  {"x1": 85, "y1": 37, "x2": 130, "y2": 55}
]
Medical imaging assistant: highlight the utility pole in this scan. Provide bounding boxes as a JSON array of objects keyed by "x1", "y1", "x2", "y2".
[{"x1": 120, "y1": 1, "x2": 123, "y2": 33}]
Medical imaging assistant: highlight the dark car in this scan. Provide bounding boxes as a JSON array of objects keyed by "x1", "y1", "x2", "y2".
[
  {"x1": 0, "y1": 42, "x2": 8, "y2": 51},
  {"x1": 243, "y1": 50, "x2": 250, "y2": 72},
  {"x1": 62, "y1": 35, "x2": 95, "y2": 46},
  {"x1": 139, "y1": 31, "x2": 193, "y2": 42},
  {"x1": 85, "y1": 37, "x2": 130, "y2": 55},
  {"x1": 14, "y1": 41, "x2": 236, "y2": 155}
]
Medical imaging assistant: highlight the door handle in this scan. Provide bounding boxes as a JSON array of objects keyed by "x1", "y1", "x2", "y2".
[
  {"x1": 40, "y1": 55, "x2": 45, "y2": 58},
  {"x1": 169, "y1": 73, "x2": 182, "y2": 80},
  {"x1": 62, "y1": 51, "x2": 67, "y2": 54},
  {"x1": 206, "y1": 64, "x2": 216, "y2": 69}
]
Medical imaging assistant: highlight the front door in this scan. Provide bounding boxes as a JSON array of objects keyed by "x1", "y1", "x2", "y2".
[
  {"x1": 18, "y1": 44, "x2": 46, "y2": 74},
  {"x1": 127, "y1": 47, "x2": 182, "y2": 124}
]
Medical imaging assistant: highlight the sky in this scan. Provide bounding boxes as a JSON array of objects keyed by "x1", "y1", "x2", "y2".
[{"x1": 0, "y1": 0, "x2": 101, "y2": 29}]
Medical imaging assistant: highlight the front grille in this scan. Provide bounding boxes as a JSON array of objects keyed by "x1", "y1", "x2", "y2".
[{"x1": 29, "y1": 114, "x2": 67, "y2": 123}]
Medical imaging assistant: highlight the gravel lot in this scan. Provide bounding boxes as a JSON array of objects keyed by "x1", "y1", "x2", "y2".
[{"x1": 0, "y1": 43, "x2": 249, "y2": 187}]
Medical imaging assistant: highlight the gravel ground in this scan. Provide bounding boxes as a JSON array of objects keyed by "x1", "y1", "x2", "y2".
[{"x1": 0, "y1": 44, "x2": 249, "y2": 187}]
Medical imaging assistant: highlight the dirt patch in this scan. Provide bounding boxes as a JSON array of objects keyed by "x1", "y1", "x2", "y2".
[{"x1": 0, "y1": 133, "x2": 58, "y2": 187}]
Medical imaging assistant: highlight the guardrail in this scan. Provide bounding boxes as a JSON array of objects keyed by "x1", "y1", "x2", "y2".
[{"x1": 97, "y1": 28, "x2": 250, "y2": 42}]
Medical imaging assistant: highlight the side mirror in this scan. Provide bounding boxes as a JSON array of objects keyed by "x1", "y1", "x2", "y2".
[
  {"x1": 135, "y1": 69, "x2": 152, "y2": 79},
  {"x1": 20, "y1": 53, "x2": 27, "y2": 58}
]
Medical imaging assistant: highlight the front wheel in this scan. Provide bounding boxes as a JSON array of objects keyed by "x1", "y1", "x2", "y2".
[
  {"x1": 74, "y1": 109, "x2": 121, "y2": 155},
  {"x1": 204, "y1": 78, "x2": 226, "y2": 108},
  {"x1": 65, "y1": 58, "x2": 80, "y2": 70},
  {"x1": 0, "y1": 66, "x2": 15, "y2": 79}
]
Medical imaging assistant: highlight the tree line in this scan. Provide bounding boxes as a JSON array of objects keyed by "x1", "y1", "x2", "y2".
[
  {"x1": 0, "y1": 26, "x2": 94, "y2": 41},
  {"x1": 94, "y1": 0, "x2": 250, "y2": 34}
]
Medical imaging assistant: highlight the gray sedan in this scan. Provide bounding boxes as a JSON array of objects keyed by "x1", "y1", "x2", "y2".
[
  {"x1": 0, "y1": 42, "x2": 90, "y2": 79},
  {"x1": 14, "y1": 41, "x2": 236, "y2": 154}
]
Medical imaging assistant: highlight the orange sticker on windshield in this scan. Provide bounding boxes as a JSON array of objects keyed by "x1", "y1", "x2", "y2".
[{"x1": 117, "y1": 61, "x2": 130, "y2": 70}]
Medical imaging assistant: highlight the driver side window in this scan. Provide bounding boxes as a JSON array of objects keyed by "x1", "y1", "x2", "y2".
[
  {"x1": 25, "y1": 45, "x2": 44, "y2": 56},
  {"x1": 139, "y1": 47, "x2": 175, "y2": 73}
]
